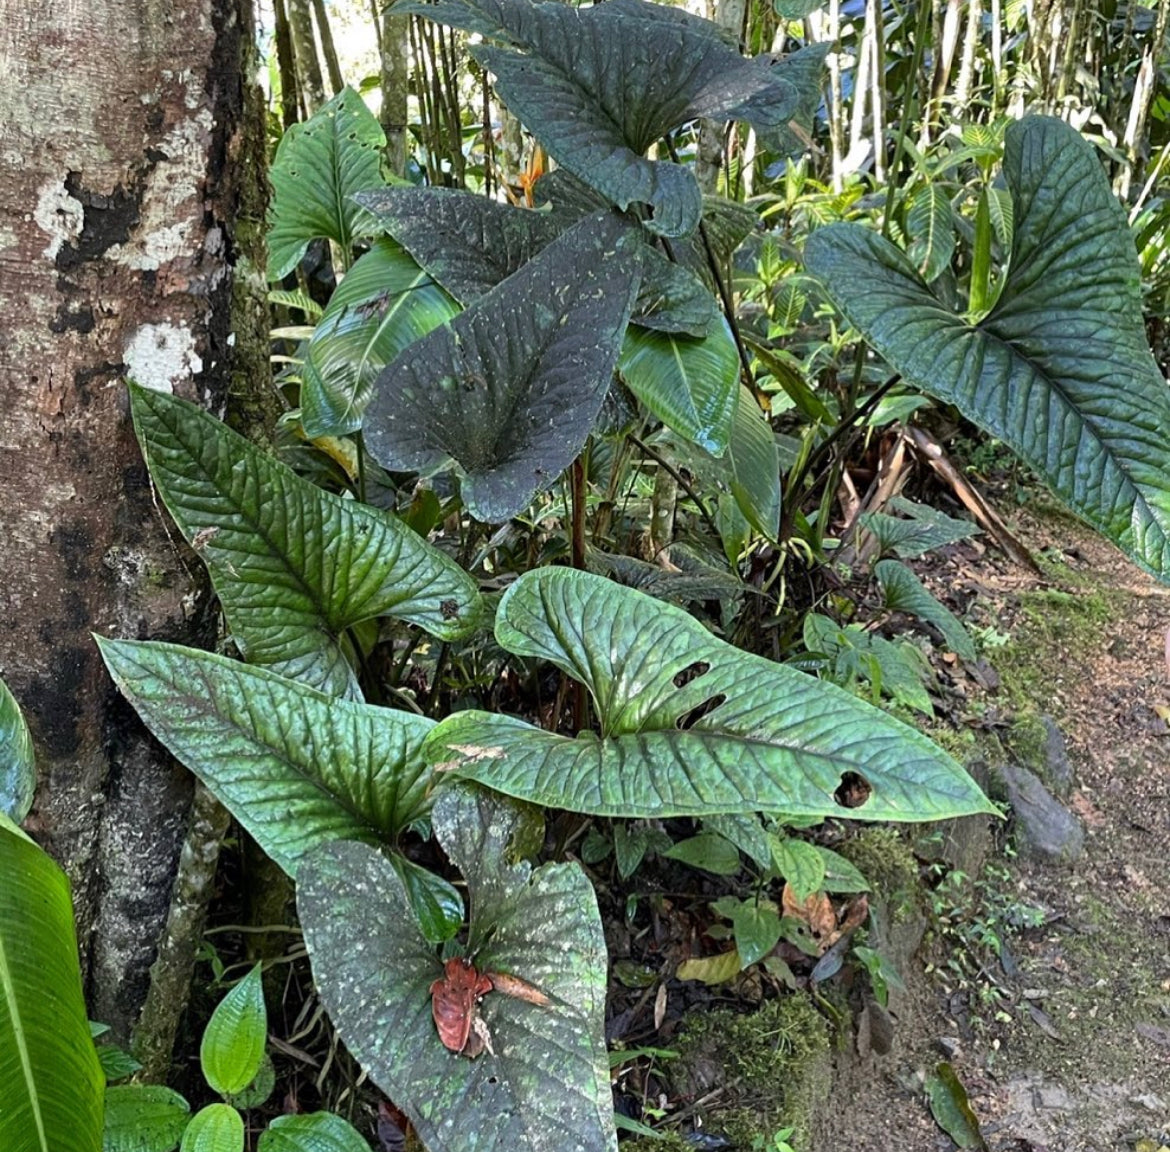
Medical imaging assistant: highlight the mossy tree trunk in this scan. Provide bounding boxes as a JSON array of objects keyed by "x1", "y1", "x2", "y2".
[{"x1": 0, "y1": 0, "x2": 268, "y2": 1041}]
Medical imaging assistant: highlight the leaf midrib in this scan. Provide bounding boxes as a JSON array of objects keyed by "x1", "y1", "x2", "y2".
[{"x1": 0, "y1": 918, "x2": 49, "y2": 1152}]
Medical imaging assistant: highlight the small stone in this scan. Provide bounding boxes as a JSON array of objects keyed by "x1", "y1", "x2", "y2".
[
  {"x1": 936, "y1": 1035, "x2": 962, "y2": 1059},
  {"x1": 1035, "y1": 1083, "x2": 1072, "y2": 1110},
  {"x1": 1040, "y1": 715, "x2": 1074, "y2": 796},
  {"x1": 1000, "y1": 763, "x2": 1086, "y2": 863},
  {"x1": 1130, "y1": 1093, "x2": 1167, "y2": 1113}
]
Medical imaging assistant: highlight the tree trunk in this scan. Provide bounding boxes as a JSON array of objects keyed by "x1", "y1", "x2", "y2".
[
  {"x1": 0, "y1": 0, "x2": 263, "y2": 1039},
  {"x1": 288, "y1": 0, "x2": 326, "y2": 114},
  {"x1": 381, "y1": 13, "x2": 412, "y2": 177}
]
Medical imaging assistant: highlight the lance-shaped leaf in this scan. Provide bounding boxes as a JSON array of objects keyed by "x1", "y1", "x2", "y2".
[
  {"x1": 0, "y1": 675, "x2": 35, "y2": 824},
  {"x1": 129, "y1": 384, "x2": 483, "y2": 697},
  {"x1": 397, "y1": 0, "x2": 799, "y2": 237},
  {"x1": 0, "y1": 815, "x2": 105, "y2": 1152},
  {"x1": 267, "y1": 87, "x2": 386, "y2": 280},
  {"x1": 298, "y1": 786, "x2": 614, "y2": 1152},
  {"x1": 619, "y1": 320, "x2": 739, "y2": 455},
  {"x1": 357, "y1": 187, "x2": 714, "y2": 337},
  {"x1": 96, "y1": 639, "x2": 435, "y2": 876},
  {"x1": 301, "y1": 239, "x2": 459, "y2": 439},
  {"x1": 363, "y1": 214, "x2": 640, "y2": 524},
  {"x1": 875, "y1": 559, "x2": 977, "y2": 663},
  {"x1": 426, "y1": 569, "x2": 993, "y2": 821},
  {"x1": 805, "y1": 116, "x2": 1170, "y2": 581}
]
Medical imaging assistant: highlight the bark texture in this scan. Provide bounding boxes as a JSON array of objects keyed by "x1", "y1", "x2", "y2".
[{"x1": 0, "y1": 0, "x2": 254, "y2": 1038}]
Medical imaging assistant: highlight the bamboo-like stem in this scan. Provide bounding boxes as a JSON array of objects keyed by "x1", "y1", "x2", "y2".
[
  {"x1": 311, "y1": 0, "x2": 344, "y2": 96},
  {"x1": 287, "y1": 0, "x2": 325, "y2": 114},
  {"x1": 954, "y1": 0, "x2": 983, "y2": 117},
  {"x1": 1117, "y1": 0, "x2": 1170, "y2": 198},
  {"x1": 869, "y1": 0, "x2": 886, "y2": 181},
  {"x1": 826, "y1": 0, "x2": 845, "y2": 191},
  {"x1": 380, "y1": 13, "x2": 411, "y2": 177},
  {"x1": 272, "y1": 0, "x2": 300, "y2": 129}
]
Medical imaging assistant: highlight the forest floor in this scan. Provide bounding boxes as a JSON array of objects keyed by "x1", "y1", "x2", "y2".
[{"x1": 825, "y1": 496, "x2": 1170, "y2": 1152}]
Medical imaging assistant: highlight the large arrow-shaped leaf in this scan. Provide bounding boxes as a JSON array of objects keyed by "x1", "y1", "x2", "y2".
[
  {"x1": 96, "y1": 640, "x2": 434, "y2": 876},
  {"x1": 301, "y1": 239, "x2": 459, "y2": 439},
  {"x1": 356, "y1": 187, "x2": 714, "y2": 336},
  {"x1": 396, "y1": 0, "x2": 798, "y2": 237},
  {"x1": 363, "y1": 214, "x2": 640, "y2": 523},
  {"x1": 0, "y1": 815, "x2": 104, "y2": 1152},
  {"x1": 130, "y1": 384, "x2": 483, "y2": 698},
  {"x1": 804, "y1": 116, "x2": 1170, "y2": 581},
  {"x1": 298, "y1": 786, "x2": 614, "y2": 1152},
  {"x1": 426, "y1": 569, "x2": 993, "y2": 821},
  {"x1": 267, "y1": 87, "x2": 386, "y2": 280}
]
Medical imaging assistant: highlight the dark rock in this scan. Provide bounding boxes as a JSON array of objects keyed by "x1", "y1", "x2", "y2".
[
  {"x1": 1001, "y1": 763, "x2": 1085, "y2": 863},
  {"x1": 1039, "y1": 715, "x2": 1074, "y2": 797}
]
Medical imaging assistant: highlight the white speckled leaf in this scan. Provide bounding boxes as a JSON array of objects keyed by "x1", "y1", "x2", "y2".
[
  {"x1": 298, "y1": 786, "x2": 614, "y2": 1152},
  {"x1": 0, "y1": 676, "x2": 34, "y2": 824}
]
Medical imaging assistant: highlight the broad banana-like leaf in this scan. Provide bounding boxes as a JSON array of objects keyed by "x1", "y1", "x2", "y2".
[
  {"x1": 396, "y1": 0, "x2": 799, "y2": 237},
  {"x1": 426, "y1": 569, "x2": 993, "y2": 821},
  {"x1": 298, "y1": 786, "x2": 614, "y2": 1152},
  {"x1": 363, "y1": 214, "x2": 640, "y2": 523},
  {"x1": 875, "y1": 559, "x2": 976, "y2": 663},
  {"x1": 129, "y1": 384, "x2": 482, "y2": 697},
  {"x1": 357, "y1": 187, "x2": 715, "y2": 337},
  {"x1": 619, "y1": 320, "x2": 739, "y2": 455},
  {"x1": 301, "y1": 239, "x2": 459, "y2": 439},
  {"x1": 0, "y1": 675, "x2": 34, "y2": 823},
  {"x1": 96, "y1": 640, "x2": 434, "y2": 876},
  {"x1": 267, "y1": 87, "x2": 386, "y2": 280},
  {"x1": 805, "y1": 116, "x2": 1170, "y2": 582},
  {"x1": 0, "y1": 814, "x2": 104, "y2": 1152}
]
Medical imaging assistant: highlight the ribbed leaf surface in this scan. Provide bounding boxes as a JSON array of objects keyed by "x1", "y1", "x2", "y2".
[
  {"x1": 0, "y1": 818, "x2": 104, "y2": 1152},
  {"x1": 200, "y1": 966, "x2": 267, "y2": 1097},
  {"x1": 130, "y1": 384, "x2": 482, "y2": 697},
  {"x1": 298, "y1": 787, "x2": 614, "y2": 1152},
  {"x1": 397, "y1": 0, "x2": 798, "y2": 237},
  {"x1": 301, "y1": 239, "x2": 459, "y2": 438},
  {"x1": 267, "y1": 88, "x2": 385, "y2": 280},
  {"x1": 364, "y1": 214, "x2": 640, "y2": 523},
  {"x1": 258, "y1": 1113, "x2": 371, "y2": 1152},
  {"x1": 875, "y1": 560, "x2": 976, "y2": 662},
  {"x1": 426, "y1": 569, "x2": 993, "y2": 820},
  {"x1": 96, "y1": 640, "x2": 434, "y2": 876},
  {"x1": 805, "y1": 116, "x2": 1170, "y2": 581},
  {"x1": 103, "y1": 1086, "x2": 191, "y2": 1152}
]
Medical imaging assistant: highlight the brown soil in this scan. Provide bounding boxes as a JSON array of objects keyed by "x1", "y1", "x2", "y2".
[{"x1": 824, "y1": 501, "x2": 1170, "y2": 1152}]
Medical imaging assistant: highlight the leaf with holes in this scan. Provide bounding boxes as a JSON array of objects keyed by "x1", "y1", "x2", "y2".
[
  {"x1": 426, "y1": 568, "x2": 993, "y2": 821},
  {"x1": 363, "y1": 213, "x2": 640, "y2": 523},
  {"x1": 0, "y1": 675, "x2": 34, "y2": 823},
  {"x1": 129, "y1": 384, "x2": 482, "y2": 697},
  {"x1": 397, "y1": 0, "x2": 800, "y2": 237},
  {"x1": 876, "y1": 559, "x2": 976, "y2": 662},
  {"x1": 267, "y1": 87, "x2": 386, "y2": 280},
  {"x1": 301, "y1": 239, "x2": 459, "y2": 439},
  {"x1": 0, "y1": 815, "x2": 104, "y2": 1152},
  {"x1": 356, "y1": 187, "x2": 715, "y2": 337},
  {"x1": 95, "y1": 641, "x2": 450, "y2": 929},
  {"x1": 805, "y1": 116, "x2": 1170, "y2": 582},
  {"x1": 297, "y1": 785, "x2": 614, "y2": 1152}
]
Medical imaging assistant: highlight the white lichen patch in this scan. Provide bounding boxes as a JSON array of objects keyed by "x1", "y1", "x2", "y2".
[
  {"x1": 124, "y1": 323, "x2": 202, "y2": 394},
  {"x1": 33, "y1": 177, "x2": 84, "y2": 260}
]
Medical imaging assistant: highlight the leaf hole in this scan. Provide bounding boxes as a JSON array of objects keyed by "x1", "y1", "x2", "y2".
[
  {"x1": 672, "y1": 660, "x2": 710, "y2": 689},
  {"x1": 834, "y1": 771, "x2": 872, "y2": 809},
  {"x1": 675, "y1": 694, "x2": 726, "y2": 730},
  {"x1": 487, "y1": 1075, "x2": 499, "y2": 1084}
]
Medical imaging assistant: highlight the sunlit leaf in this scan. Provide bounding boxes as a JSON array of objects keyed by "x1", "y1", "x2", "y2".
[{"x1": 200, "y1": 966, "x2": 267, "y2": 1097}]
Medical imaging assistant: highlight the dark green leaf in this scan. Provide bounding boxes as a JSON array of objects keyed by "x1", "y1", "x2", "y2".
[
  {"x1": 876, "y1": 559, "x2": 977, "y2": 662},
  {"x1": 859, "y1": 499, "x2": 979, "y2": 559},
  {"x1": 925, "y1": 1063, "x2": 987, "y2": 1150},
  {"x1": 388, "y1": 855, "x2": 465, "y2": 945},
  {"x1": 703, "y1": 813, "x2": 772, "y2": 870},
  {"x1": 298, "y1": 786, "x2": 615, "y2": 1152},
  {"x1": 0, "y1": 816, "x2": 104, "y2": 1152},
  {"x1": 0, "y1": 676, "x2": 34, "y2": 824},
  {"x1": 730, "y1": 899, "x2": 782, "y2": 966},
  {"x1": 97, "y1": 1043, "x2": 142, "y2": 1083},
  {"x1": 399, "y1": 0, "x2": 798, "y2": 237},
  {"x1": 662, "y1": 833, "x2": 741, "y2": 875},
  {"x1": 268, "y1": 87, "x2": 386, "y2": 280},
  {"x1": 364, "y1": 214, "x2": 640, "y2": 523},
  {"x1": 257, "y1": 1113, "x2": 371, "y2": 1152},
  {"x1": 103, "y1": 1085, "x2": 191, "y2": 1152},
  {"x1": 97, "y1": 640, "x2": 434, "y2": 876},
  {"x1": 301, "y1": 239, "x2": 459, "y2": 439},
  {"x1": 619, "y1": 322, "x2": 739, "y2": 455},
  {"x1": 200, "y1": 966, "x2": 266, "y2": 1097},
  {"x1": 805, "y1": 116, "x2": 1170, "y2": 581},
  {"x1": 815, "y1": 846, "x2": 870, "y2": 893},
  {"x1": 427, "y1": 568, "x2": 994, "y2": 820},
  {"x1": 129, "y1": 384, "x2": 482, "y2": 697}
]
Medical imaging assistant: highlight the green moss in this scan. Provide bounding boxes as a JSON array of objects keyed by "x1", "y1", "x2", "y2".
[
  {"x1": 670, "y1": 995, "x2": 831, "y2": 1151},
  {"x1": 621, "y1": 1135, "x2": 692, "y2": 1152},
  {"x1": 837, "y1": 828, "x2": 920, "y2": 924}
]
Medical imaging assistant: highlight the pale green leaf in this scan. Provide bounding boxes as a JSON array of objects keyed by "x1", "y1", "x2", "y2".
[
  {"x1": 179, "y1": 1106, "x2": 243, "y2": 1152},
  {"x1": 906, "y1": 184, "x2": 955, "y2": 283},
  {"x1": 427, "y1": 568, "x2": 994, "y2": 821},
  {"x1": 200, "y1": 966, "x2": 266, "y2": 1097},
  {"x1": 769, "y1": 836, "x2": 825, "y2": 902},
  {"x1": 103, "y1": 1086, "x2": 190, "y2": 1152},
  {"x1": 662, "y1": 834, "x2": 741, "y2": 875},
  {"x1": 129, "y1": 384, "x2": 482, "y2": 698}
]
